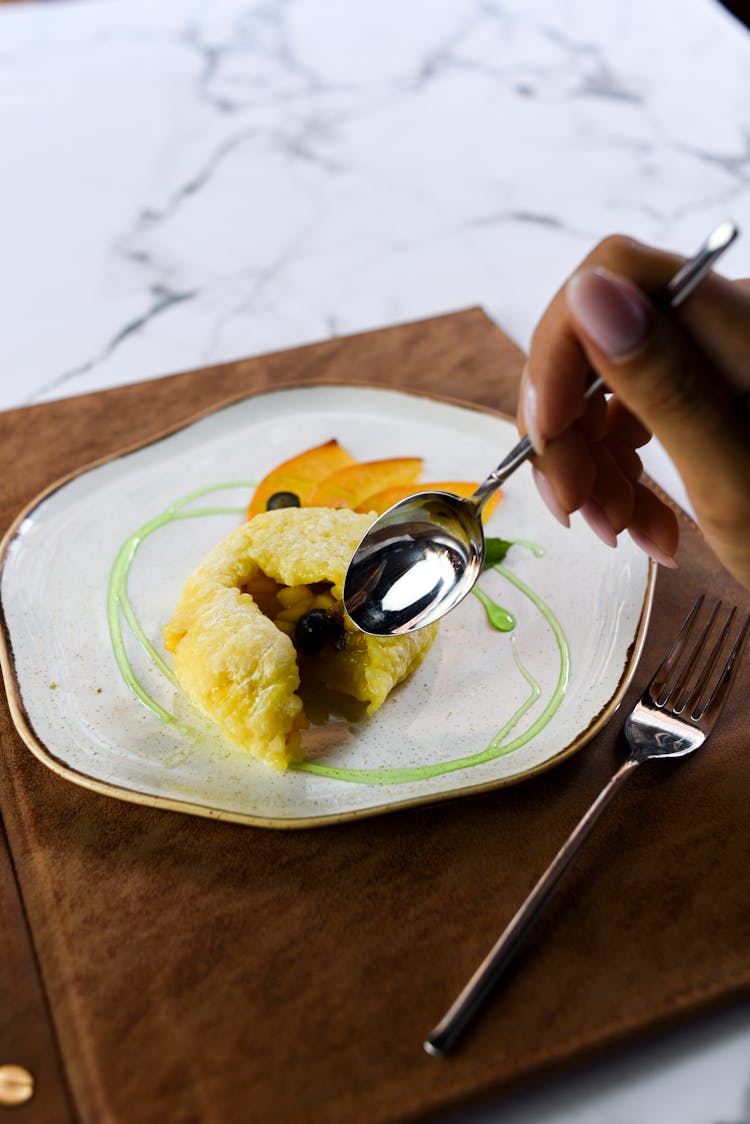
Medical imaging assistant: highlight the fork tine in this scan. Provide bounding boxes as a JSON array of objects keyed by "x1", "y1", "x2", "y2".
[
  {"x1": 695, "y1": 610, "x2": 750, "y2": 723},
  {"x1": 664, "y1": 600, "x2": 721, "y2": 711},
  {"x1": 650, "y1": 594, "x2": 704, "y2": 702},
  {"x1": 679, "y1": 605, "x2": 735, "y2": 716}
]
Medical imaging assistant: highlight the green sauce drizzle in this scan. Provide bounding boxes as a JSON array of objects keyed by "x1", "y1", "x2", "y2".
[
  {"x1": 107, "y1": 484, "x2": 252, "y2": 728},
  {"x1": 293, "y1": 561, "x2": 570, "y2": 785},
  {"x1": 469, "y1": 536, "x2": 545, "y2": 631},
  {"x1": 108, "y1": 488, "x2": 571, "y2": 787},
  {"x1": 472, "y1": 586, "x2": 516, "y2": 631}
]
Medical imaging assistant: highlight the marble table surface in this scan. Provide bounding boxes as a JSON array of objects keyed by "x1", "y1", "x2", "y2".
[{"x1": 2, "y1": 0, "x2": 750, "y2": 1121}]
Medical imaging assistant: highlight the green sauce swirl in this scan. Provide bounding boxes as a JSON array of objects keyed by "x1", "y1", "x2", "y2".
[
  {"x1": 107, "y1": 484, "x2": 251, "y2": 730},
  {"x1": 294, "y1": 561, "x2": 570, "y2": 785}
]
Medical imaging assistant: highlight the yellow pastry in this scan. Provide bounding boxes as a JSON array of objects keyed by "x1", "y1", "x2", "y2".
[{"x1": 163, "y1": 507, "x2": 438, "y2": 770}]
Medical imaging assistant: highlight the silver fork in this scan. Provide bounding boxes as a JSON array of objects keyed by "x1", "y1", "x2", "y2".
[{"x1": 424, "y1": 595, "x2": 750, "y2": 1057}]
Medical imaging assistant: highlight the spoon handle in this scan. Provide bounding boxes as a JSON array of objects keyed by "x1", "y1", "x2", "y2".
[{"x1": 470, "y1": 219, "x2": 739, "y2": 513}]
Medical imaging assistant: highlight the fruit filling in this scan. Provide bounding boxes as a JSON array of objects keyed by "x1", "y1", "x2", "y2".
[{"x1": 242, "y1": 575, "x2": 345, "y2": 652}]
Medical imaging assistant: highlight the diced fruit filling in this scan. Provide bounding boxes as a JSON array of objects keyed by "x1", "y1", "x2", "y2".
[{"x1": 242, "y1": 574, "x2": 346, "y2": 656}]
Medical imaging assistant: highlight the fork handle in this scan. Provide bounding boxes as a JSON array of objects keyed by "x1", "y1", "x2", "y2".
[{"x1": 424, "y1": 757, "x2": 640, "y2": 1056}]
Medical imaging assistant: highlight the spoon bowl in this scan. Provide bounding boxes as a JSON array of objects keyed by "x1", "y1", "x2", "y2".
[
  {"x1": 343, "y1": 221, "x2": 738, "y2": 637},
  {"x1": 343, "y1": 491, "x2": 485, "y2": 634}
]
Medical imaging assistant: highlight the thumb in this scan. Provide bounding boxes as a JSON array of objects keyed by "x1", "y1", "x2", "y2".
[{"x1": 565, "y1": 267, "x2": 749, "y2": 518}]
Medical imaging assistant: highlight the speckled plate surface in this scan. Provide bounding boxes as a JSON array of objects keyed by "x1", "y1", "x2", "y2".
[{"x1": 0, "y1": 385, "x2": 654, "y2": 828}]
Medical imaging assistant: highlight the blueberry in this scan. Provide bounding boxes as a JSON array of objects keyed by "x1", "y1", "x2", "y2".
[
  {"x1": 266, "y1": 491, "x2": 301, "y2": 510},
  {"x1": 295, "y1": 610, "x2": 330, "y2": 654}
]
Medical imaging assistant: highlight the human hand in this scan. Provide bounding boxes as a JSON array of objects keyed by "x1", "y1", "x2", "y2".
[{"x1": 518, "y1": 235, "x2": 750, "y2": 590}]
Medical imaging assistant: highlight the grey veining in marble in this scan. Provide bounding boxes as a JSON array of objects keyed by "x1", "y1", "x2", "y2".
[{"x1": 1, "y1": 0, "x2": 749, "y2": 412}]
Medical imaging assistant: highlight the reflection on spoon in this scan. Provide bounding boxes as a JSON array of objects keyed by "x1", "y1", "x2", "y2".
[
  {"x1": 343, "y1": 496, "x2": 483, "y2": 634},
  {"x1": 343, "y1": 220, "x2": 739, "y2": 637},
  {"x1": 343, "y1": 489, "x2": 496, "y2": 635}
]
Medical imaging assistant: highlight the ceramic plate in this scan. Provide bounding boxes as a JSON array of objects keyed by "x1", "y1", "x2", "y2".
[{"x1": 0, "y1": 385, "x2": 654, "y2": 827}]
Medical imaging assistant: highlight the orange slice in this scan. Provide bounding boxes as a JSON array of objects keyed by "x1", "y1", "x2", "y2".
[
  {"x1": 355, "y1": 480, "x2": 503, "y2": 519},
  {"x1": 305, "y1": 458, "x2": 423, "y2": 509},
  {"x1": 247, "y1": 439, "x2": 356, "y2": 518}
]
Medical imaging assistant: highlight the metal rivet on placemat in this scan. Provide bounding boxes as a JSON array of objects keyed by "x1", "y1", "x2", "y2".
[{"x1": 0, "y1": 1064, "x2": 34, "y2": 1106}]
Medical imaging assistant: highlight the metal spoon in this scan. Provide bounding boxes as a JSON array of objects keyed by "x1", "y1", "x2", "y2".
[{"x1": 343, "y1": 220, "x2": 739, "y2": 636}]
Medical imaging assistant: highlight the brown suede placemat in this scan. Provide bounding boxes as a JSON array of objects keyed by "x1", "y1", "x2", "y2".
[{"x1": 1, "y1": 308, "x2": 750, "y2": 1124}]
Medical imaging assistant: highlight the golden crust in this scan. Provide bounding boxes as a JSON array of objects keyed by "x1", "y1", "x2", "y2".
[{"x1": 164, "y1": 507, "x2": 438, "y2": 769}]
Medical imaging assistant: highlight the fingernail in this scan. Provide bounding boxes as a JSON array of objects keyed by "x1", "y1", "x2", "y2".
[
  {"x1": 522, "y1": 376, "x2": 545, "y2": 454},
  {"x1": 628, "y1": 529, "x2": 678, "y2": 569},
  {"x1": 579, "y1": 499, "x2": 617, "y2": 548},
  {"x1": 532, "y1": 467, "x2": 569, "y2": 527},
  {"x1": 567, "y1": 268, "x2": 650, "y2": 360}
]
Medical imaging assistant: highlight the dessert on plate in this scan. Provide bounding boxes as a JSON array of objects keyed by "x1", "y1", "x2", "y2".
[{"x1": 164, "y1": 440, "x2": 499, "y2": 770}]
